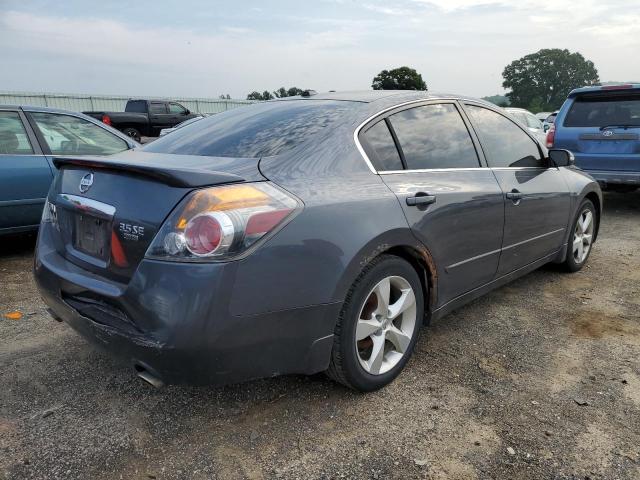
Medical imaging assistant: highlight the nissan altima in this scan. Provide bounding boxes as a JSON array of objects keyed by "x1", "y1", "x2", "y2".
[{"x1": 34, "y1": 91, "x2": 602, "y2": 391}]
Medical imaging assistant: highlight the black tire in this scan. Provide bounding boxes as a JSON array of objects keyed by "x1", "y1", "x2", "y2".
[
  {"x1": 326, "y1": 255, "x2": 424, "y2": 392},
  {"x1": 563, "y1": 199, "x2": 596, "y2": 273},
  {"x1": 122, "y1": 128, "x2": 141, "y2": 143}
]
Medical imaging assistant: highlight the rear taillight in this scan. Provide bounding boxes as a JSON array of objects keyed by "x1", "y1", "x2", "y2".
[
  {"x1": 146, "y1": 182, "x2": 300, "y2": 262},
  {"x1": 101, "y1": 114, "x2": 112, "y2": 126},
  {"x1": 546, "y1": 125, "x2": 555, "y2": 148}
]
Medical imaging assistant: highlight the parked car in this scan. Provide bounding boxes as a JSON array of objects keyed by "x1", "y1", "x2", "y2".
[
  {"x1": 0, "y1": 105, "x2": 137, "y2": 235},
  {"x1": 158, "y1": 114, "x2": 206, "y2": 137},
  {"x1": 505, "y1": 107, "x2": 547, "y2": 145},
  {"x1": 549, "y1": 84, "x2": 640, "y2": 192},
  {"x1": 536, "y1": 111, "x2": 551, "y2": 122},
  {"x1": 543, "y1": 111, "x2": 559, "y2": 132},
  {"x1": 35, "y1": 91, "x2": 602, "y2": 392},
  {"x1": 84, "y1": 99, "x2": 199, "y2": 142}
]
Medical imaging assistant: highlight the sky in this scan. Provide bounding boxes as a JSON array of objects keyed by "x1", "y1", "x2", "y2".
[{"x1": 1, "y1": 0, "x2": 639, "y2": 100}]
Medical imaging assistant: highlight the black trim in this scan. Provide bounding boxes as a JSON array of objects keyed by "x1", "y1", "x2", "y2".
[{"x1": 384, "y1": 117, "x2": 407, "y2": 170}]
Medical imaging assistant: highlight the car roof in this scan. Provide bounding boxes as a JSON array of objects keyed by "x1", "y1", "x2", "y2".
[
  {"x1": 277, "y1": 90, "x2": 483, "y2": 104},
  {"x1": 568, "y1": 84, "x2": 640, "y2": 98}
]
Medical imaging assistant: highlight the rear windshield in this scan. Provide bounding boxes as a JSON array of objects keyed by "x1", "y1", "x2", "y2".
[
  {"x1": 564, "y1": 94, "x2": 640, "y2": 127},
  {"x1": 143, "y1": 100, "x2": 351, "y2": 158}
]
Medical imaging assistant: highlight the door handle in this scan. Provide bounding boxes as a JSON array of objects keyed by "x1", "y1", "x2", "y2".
[
  {"x1": 406, "y1": 192, "x2": 436, "y2": 207},
  {"x1": 506, "y1": 189, "x2": 523, "y2": 203}
]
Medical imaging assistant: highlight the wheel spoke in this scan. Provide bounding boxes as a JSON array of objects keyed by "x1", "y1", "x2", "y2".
[
  {"x1": 366, "y1": 334, "x2": 386, "y2": 374},
  {"x1": 573, "y1": 236, "x2": 582, "y2": 252},
  {"x1": 356, "y1": 318, "x2": 380, "y2": 341},
  {"x1": 576, "y1": 240, "x2": 584, "y2": 261},
  {"x1": 583, "y1": 233, "x2": 593, "y2": 246},
  {"x1": 386, "y1": 325, "x2": 412, "y2": 353},
  {"x1": 581, "y1": 211, "x2": 592, "y2": 233},
  {"x1": 387, "y1": 288, "x2": 415, "y2": 320},
  {"x1": 373, "y1": 278, "x2": 390, "y2": 314}
]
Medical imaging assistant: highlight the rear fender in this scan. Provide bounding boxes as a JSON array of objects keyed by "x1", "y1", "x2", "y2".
[{"x1": 329, "y1": 229, "x2": 438, "y2": 326}]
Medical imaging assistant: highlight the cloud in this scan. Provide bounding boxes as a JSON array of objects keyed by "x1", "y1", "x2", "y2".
[{"x1": 1, "y1": 2, "x2": 639, "y2": 99}]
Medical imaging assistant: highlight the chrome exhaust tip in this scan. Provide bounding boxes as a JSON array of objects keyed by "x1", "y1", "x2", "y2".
[{"x1": 134, "y1": 364, "x2": 164, "y2": 388}]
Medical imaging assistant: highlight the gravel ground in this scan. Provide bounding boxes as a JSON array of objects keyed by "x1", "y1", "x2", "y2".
[{"x1": 1, "y1": 191, "x2": 639, "y2": 480}]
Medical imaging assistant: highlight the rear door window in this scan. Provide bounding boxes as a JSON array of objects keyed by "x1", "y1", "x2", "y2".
[
  {"x1": 465, "y1": 105, "x2": 542, "y2": 168},
  {"x1": 387, "y1": 103, "x2": 480, "y2": 170},
  {"x1": 0, "y1": 111, "x2": 34, "y2": 154},
  {"x1": 564, "y1": 94, "x2": 640, "y2": 127},
  {"x1": 30, "y1": 113, "x2": 129, "y2": 155},
  {"x1": 149, "y1": 102, "x2": 168, "y2": 114},
  {"x1": 360, "y1": 120, "x2": 403, "y2": 171}
]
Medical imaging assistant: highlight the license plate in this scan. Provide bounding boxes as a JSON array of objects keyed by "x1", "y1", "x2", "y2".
[{"x1": 73, "y1": 214, "x2": 110, "y2": 261}]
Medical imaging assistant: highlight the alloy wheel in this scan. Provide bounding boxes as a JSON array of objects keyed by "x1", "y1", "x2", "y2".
[{"x1": 355, "y1": 276, "x2": 417, "y2": 375}]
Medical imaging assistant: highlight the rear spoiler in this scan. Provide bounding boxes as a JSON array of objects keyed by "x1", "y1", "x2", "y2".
[{"x1": 53, "y1": 156, "x2": 245, "y2": 188}]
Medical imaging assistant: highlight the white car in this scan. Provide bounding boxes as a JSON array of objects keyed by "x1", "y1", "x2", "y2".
[
  {"x1": 504, "y1": 107, "x2": 547, "y2": 145},
  {"x1": 159, "y1": 115, "x2": 205, "y2": 137}
]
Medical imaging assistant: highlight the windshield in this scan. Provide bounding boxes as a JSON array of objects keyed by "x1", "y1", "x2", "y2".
[
  {"x1": 564, "y1": 93, "x2": 640, "y2": 127},
  {"x1": 144, "y1": 100, "x2": 352, "y2": 158}
]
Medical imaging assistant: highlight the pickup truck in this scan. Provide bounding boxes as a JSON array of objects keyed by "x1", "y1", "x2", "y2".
[{"x1": 84, "y1": 99, "x2": 198, "y2": 141}]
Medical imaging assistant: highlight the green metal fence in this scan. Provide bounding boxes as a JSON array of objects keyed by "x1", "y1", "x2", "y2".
[{"x1": 0, "y1": 91, "x2": 254, "y2": 114}]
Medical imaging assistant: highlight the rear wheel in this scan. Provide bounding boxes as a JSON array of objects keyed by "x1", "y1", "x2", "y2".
[
  {"x1": 563, "y1": 199, "x2": 596, "y2": 272},
  {"x1": 326, "y1": 255, "x2": 424, "y2": 391},
  {"x1": 122, "y1": 127, "x2": 141, "y2": 143}
]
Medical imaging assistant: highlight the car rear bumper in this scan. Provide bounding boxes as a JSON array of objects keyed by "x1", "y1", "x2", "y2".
[
  {"x1": 34, "y1": 241, "x2": 339, "y2": 386},
  {"x1": 582, "y1": 169, "x2": 640, "y2": 187}
]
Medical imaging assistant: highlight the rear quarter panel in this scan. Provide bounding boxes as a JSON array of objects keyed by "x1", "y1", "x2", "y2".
[{"x1": 238, "y1": 126, "x2": 418, "y2": 317}]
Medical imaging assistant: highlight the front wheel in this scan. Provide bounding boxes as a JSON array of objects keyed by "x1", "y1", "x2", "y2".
[
  {"x1": 563, "y1": 199, "x2": 596, "y2": 272},
  {"x1": 326, "y1": 255, "x2": 424, "y2": 391}
]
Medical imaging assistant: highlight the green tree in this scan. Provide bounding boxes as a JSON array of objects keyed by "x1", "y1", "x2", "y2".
[
  {"x1": 273, "y1": 87, "x2": 305, "y2": 98},
  {"x1": 247, "y1": 87, "x2": 305, "y2": 100},
  {"x1": 246, "y1": 91, "x2": 264, "y2": 100},
  {"x1": 502, "y1": 49, "x2": 599, "y2": 111},
  {"x1": 372, "y1": 66, "x2": 427, "y2": 91}
]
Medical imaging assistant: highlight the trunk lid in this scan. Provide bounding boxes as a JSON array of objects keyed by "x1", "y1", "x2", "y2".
[{"x1": 48, "y1": 151, "x2": 265, "y2": 281}]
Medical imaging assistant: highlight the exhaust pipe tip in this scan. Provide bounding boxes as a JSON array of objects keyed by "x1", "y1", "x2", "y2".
[{"x1": 134, "y1": 364, "x2": 165, "y2": 388}]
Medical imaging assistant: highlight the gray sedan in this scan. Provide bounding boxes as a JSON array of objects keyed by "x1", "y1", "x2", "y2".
[{"x1": 34, "y1": 91, "x2": 601, "y2": 392}]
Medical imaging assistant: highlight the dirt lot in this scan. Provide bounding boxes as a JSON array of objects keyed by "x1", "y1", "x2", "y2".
[{"x1": 1, "y1": 191, "x2": 639, "y2": 480}]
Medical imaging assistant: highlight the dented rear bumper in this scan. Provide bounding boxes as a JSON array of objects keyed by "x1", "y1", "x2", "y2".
[{"x1": 34, "y1": 226, "x2": 338, "y2": 385}]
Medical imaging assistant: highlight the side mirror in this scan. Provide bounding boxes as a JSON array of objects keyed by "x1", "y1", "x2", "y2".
[
  {"x1": 184, "y1": 109, "x2": 190, "y2": 115},
  {"x1": 548, "y1": 149, "x2": 575, "y2": 167}
]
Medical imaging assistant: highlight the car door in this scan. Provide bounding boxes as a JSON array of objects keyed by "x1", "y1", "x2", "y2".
[
  {"x1": 463, "y1": 103, "x2": 571, "y2": 276},
  {"x1": 359, "y1": 101, "x2": 505, "y2": 306},
  {"x1": 0, "y1": 109, "x2": 52, "y2": 231},
  {"x1": 168, "y1": 102, "x2": 189, "y2": 127},
  {"x1": 149, "y1": 101, "x2": 171, "y2": 135}
]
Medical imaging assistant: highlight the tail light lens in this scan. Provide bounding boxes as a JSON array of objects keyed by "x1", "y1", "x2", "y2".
[
  {"x1": 546, "y1": 125, "x2": 555, "y2": 148},
  {"x1": 101, "y1": 114, "x2": 112, "y2": 126},
  {"x1": 146, "y1": 182, "x2": 300, "y2": 262}
]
